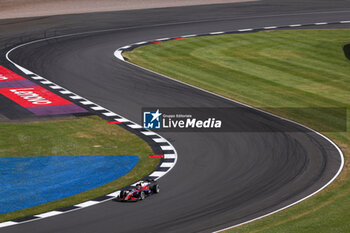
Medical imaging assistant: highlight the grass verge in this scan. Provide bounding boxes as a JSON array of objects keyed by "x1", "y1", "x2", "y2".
[
  {"x1": 0, "y1": 115, "x2": 157, "y2": 222},
  {"x1": 124, "y1": 29, "x2": 350, "y2": 232}
]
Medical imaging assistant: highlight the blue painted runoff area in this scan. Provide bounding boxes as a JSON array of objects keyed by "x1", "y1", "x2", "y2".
[{"x1": 0, "y1": 155, "x2": 139, "y2": 214}]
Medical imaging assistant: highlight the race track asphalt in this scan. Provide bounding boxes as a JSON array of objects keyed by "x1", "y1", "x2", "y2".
[{"x1": 1, "y1": 0, "x2": 350, "y2": 232}]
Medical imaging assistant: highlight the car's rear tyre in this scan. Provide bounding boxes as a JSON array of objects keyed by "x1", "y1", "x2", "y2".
[{"x1": 119, "y1": 190, "x2": 127, "y2": 199}]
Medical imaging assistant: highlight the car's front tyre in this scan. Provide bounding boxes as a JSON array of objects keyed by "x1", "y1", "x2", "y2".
[
  {"x1": 140, "y1": 191, "x2": 146, "y2": 200},
  {"x1": 153, "y1": 184, "x2": 160, "y2": 193}
]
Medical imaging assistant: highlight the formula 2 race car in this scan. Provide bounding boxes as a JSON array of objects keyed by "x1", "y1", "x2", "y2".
[{"x1": 116, "y1": 179, "x2": 160, "y2": 201}]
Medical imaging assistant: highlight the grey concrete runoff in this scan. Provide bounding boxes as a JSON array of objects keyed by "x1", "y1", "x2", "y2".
[{"x1": 0, "y1": 0, "x2": 257, "y2": 19}]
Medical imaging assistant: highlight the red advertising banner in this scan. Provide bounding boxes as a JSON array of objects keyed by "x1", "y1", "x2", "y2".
[{"x1": 0, "y1": 86, "x2": 73, "y2": 107}]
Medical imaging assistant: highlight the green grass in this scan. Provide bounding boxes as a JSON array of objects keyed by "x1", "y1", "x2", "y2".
[
  {"x1": 124, "y1": 29, "x2": 350, "y2": 232},
  {"x1": 0, "y1": 115, "x2": 157, "y2": 222}
]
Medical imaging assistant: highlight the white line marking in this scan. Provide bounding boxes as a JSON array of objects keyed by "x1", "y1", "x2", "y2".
[
  {"x1": 102, "y1": 112, "x2": 118, "y2": 116},
  {"x1": 161, "y1": 145, "x2": 173, "y2": 151},
  {"x1": 35, "y1": 211, "x2": 62, "y2": 218},
  {"x1": 153, "y1": 138, "x2": 167, "y2": 143},
  {"x1": 289, "y1": 24, "x2": 302, "y2": 27},
  {"x1": 149, "y1": 171, "x2": 166, "y2": 177},
  {"x1": 164, "y1": 154, "x2": 176, "y2": 159},
  {"x1": 209, "y1": 32, "x2": 224, "y2": 35},
  {"x1": 156, "y1": 38, "x2": 170, "y2": 41},
  {"x1": 60, "y1": 90, "x2": 72, "y2": 94},
  {"x1": 114, "y1": 50, "x2": 124, "y2": 61},
  {"x1": 114, "y1": 117, "x2": 129, "y2": 122},
  {"x1": 107, "y1": 191, "x2": 120, "y2": 197},
  {"x1": 160, "y1": 162, "x2": 173, "y2": 168},
  {"x1": 13, "y1": 65, "x2": 33, "y2": 75},
  {"x1": 315, "y1": 22, "x2": 328, "y2": 25},
  {"x1": 121, "y1": 45, "x2": 131, "y2": 49},
  {"x1": 340, "y1": 20, "x2": 350, "y2": 23},
  {"x1": 49, "y1": 85, "x2": 62, "y2": 89},
  {"x1": 127, "y1": 123, "x2": 142, "y2": 129},
  {"x1": 69, "y1": 95, "x2": 84, "y2": 100},
  {"x1": 80, "y1": 100, "x2": 94, "y2": 105},
  {"x1": 141, "y1": 131, "x2": 156, "y2": 135},
  {"x1": 91, "y1": 106, "x2": 105, "y2": 111},
  {"x1": 264, "y1": 26, "x2": 277, "y2": 29},
  {"x1": 75, "y1": 201, "x2": 99, "y2": 208},
  {"x1": 113, "y1": 118, "x2": 128, "y2": 122},
  {"x1": 135, "y1": 41, "x2": 147, "y2": 45},
  {"x1": 0, "y1": 222, "x2": 18, "y2": 227},
  {"x1": 30, "y1": 76, "x2": 45, "y2": 80},
  {"x1": 238, "y1": 28, "x2": 253, "y2": 32},
  {"x1": 40, "y1": 80, "x2": 53, "y2": 84},
  {"x1": 182, "y1": 34, "x2": 197, "y2": 37}
]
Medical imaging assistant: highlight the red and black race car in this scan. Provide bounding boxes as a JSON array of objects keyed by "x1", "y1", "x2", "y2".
[{"x1": 116, "y1": 179, "x2": 160, "y2": 201}]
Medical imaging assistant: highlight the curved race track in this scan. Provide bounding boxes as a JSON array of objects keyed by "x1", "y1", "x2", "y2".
[{"x1": 1, "y1": 1, "x2": 350, "y2": 232}]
